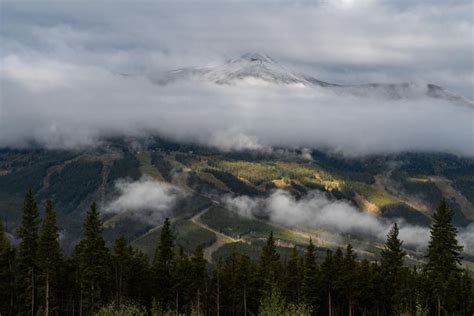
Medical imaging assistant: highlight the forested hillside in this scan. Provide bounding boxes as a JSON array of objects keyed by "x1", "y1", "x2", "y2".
[{"x1": 1, "y1": 192, "x2": 473, "y2": 315}]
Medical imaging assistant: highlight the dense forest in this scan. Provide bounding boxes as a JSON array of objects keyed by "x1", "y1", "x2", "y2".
[{"x1": 0, "y1": 190, "x2": 473, "y2": 316}]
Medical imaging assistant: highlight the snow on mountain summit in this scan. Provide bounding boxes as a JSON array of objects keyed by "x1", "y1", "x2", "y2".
[
  {"x1": 150, "y1": 53, "x2": 473, "y2": 108},
  {"x1": 153, "y1": 52, "x2": 310, "y2": 86}
]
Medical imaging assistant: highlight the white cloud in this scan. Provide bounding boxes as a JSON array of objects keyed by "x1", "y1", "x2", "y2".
[
  {"x1": 223, "y1": 189, "x2": 474, "y2": 254},
  {"x1": 104, "y1": 177, "x2": 185, "y2": 223},
  {"x1": 0, "y1": 0, "x2": 473, "y2": 156}
]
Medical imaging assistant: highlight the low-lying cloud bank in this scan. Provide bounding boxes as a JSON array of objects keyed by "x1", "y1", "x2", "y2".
[
  {"x1": 1, "y1": 57, "x2": 473, "y2": 157},
  {"x1": 103, "y1": 177, "x2": 185, "y2": 223},
  {"x1": 102, "y1": 179, "x2": 474, "y2": 254},
  {"x1": 1, "y1": 0, "x2": 473, "y2": 157},
  {"x1": 223, "y1": 190, "x2": 474, "y2": 254}
]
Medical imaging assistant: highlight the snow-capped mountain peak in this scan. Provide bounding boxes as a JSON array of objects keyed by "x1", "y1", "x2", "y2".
[
  {"x1": 154, "y1": 52, "x2": 309, "y2": 86},
  {"x1": 150, "y1": 53, "x2": 473, "y2": 108},
  {"x1": 230, "y1": 52, "x2": 276, "y2": 64}
]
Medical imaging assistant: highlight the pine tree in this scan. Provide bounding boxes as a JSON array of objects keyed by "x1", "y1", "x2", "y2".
[
  {"x1": 332, "y1": 248, "x2": 345, "y2": 313},
  {"x1": 0, "y1": 221, "x2": 15, "y2": 315},
  {"x1": 342, "y1": 244, "x2": 357, "y2": 316},
  {"x1": 259, "y1": 231, "x2": 280, "y2": 292},
  {"x1": 380, "y1": 223, "x2": 406, "y2": 314},
  {"x1": 320, "y1": 250, "x2": 335, "y2": 316},
  {"x1": 220, "y1": 250, "x2": 258, "y2": 315},
  {"x1": 16, "y1": 189, "x2": 40, "y2": 316},
  {"x1": 458, "y1": 270, "x2": 474, "y2": 314},
  {"x1": 76, "y1": 202, "x2": 110, "y2": 315},
  {"x1": 356, "y1": 259, "x2": 376, "y2": 316},
  {"x1": 302, "y1": 238, "x2": 319, "y2": 311},
  {"x1": 128, "y1": 248, "x2": 152, "y2": 309},
  {"x1": 37, "y1": 200, "x2": 62, "y2": 316},
  {"x1": 153, "y1": 217, "x2": 175, "y2": 309},
  {"x1": 425, "y1": 200, "x2": 463, "y2": 315},
  {"x1": 283, "y1": 246, "x2": 302, "y2": 305},
  {"x1": 174, "y1": 247, "x2": 191, "y2": 314},
  {"x1": 190, "y1": 245, "x2": 207, "y2": 314},
  {"x1": 112, "y1": 235, "x2": 131, "y2": 308}
]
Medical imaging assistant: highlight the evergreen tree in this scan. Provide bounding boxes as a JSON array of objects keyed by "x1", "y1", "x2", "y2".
[
  {"x1": 112, "y1": 235, "x2": 131, "y2": 308},
  {"x1": 320, "y1": 250, "x2": 335, "y2": 316},
  {"x1": 16, "y1": 189, "x2": 40, "y2": 316},
  {"x1": 458, "y1": 270, "x2": 474, "y2": 314},
  {"x1": 302, "y1": 238, "x2": 319, "y2": 312},
  {"x1": 283, "y1": 246, "x2": 302, "y2": 305},
  {"x1": 190, "y1": 245, "x2": 207, "y2": 314},
  {"x1": 259, "y1": 231, "x2": 280, "y2": 292},
  {"x1": 355, "y1": 259, "x2": 376, "y2": 316},
  {"x1": 174, "y1": 247, "x2": 191, "y2": 314},
  {"x1": 342, "y1": 244, "x2": 357, "y2": 316},
  {"x1": 219, "y1": 250, "x2": 258, "y2": 315},
  {"x1": 332, "y1": 248, "x2": 345, "y2": 313},
  {"x1": 76, "y1": 202, "x2": 110, "y2": 315},
  {"x1": 153, "y1": 218, "x2": 175, "y2": 309},
  {"x1": 380, "y1": 223, "x2": 406, "y2": 314},
  {"x1": 37, "y1": 200, "x2": 61, "y2": 316},
  {"x1": 0, "y1": 221, "x2": 15, "y2": 316},
  {"x1": 425, "y1": 199, "x2": 463, "y2": 314},
  {"x1": 128, "y1": 248, "x2": 152, "y2": 309}
]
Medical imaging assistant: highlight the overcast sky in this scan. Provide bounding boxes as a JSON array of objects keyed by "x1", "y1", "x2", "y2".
[{"x1": 1, "y1": 0, "x2": 473, "y2": 155}]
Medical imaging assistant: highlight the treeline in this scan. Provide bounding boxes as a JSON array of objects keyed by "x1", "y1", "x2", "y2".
[{"x1": 0, "y1": 191, "x2": 473, "y2": 315}]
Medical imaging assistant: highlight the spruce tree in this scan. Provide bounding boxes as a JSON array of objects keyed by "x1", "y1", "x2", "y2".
[
  {"x1": 302, "y1": 238, "x2": 319, "y2": 311},
  {"x1": 37, "y1": 200, "x2": 61, "y2": 316},
  {"x1": 153, "y1": 217, "x2": 175, "y2": 309},
  {"x1": 259, "y1": 231, "x2": 280, "y2": 291},
  {"x1": 425, "y1": 199, "x2": 463, "y2": 314},
  {"x1": 283, "y1": 246, "x2": 302, "y2": 305},
  {"x1": 174, "y1": 247, "x2": 191, "y2": 314},
  {"x1": 356, "y1": 259, "x2": 376, "y2": 316},
  {"x1": 128, "y1": 248, "x2": 152, "y2": 309},
  {"x1": 342, "y1": 244, "x2": 357, "y2": 316},
  {"x1": 332, "y1": 248, "x2": 345, "y2": 313},
  {"x1": 76, "y1": 202, "x2": 110, "y2": 315},
  {"x1": 190, "y1": 245, "x2": 207, "y2": 314},
  {"x1": 112, "y1": 235, "x2": 131, "y2": 308},
  {"x1": 0, "y1": 221, "x2": 15, "y2": 315},
  {"x1": 320, "y1": 250, "x2": 335, "y2": 316},
  {"x1": 16, "y1": 189, "x2": 40, "y2": 316},
  {"x1": 380, "y1": 223, "x2": 406, "y2": 314}
]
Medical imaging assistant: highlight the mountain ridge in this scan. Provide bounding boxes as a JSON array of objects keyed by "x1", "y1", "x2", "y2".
[{"x1": 152, "y1": 53, "x2": 474, "y2": 108}]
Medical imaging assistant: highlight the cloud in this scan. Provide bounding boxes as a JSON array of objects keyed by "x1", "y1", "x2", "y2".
[
  {"x1": 0, "y1": 0, "x2": 473, "y2": 156},
  {"x1": 223, "y1": 190, "x2": 474, "y2": 254},
  {"x1": 103, "y1": 177, "x2": 185, "y2": 223},
  {"x1": 459, "y1": 223, "x2": 474, "y2": 255},
  {"x1": 1, "y1": 60, "x2": 472, "y2": 156}
]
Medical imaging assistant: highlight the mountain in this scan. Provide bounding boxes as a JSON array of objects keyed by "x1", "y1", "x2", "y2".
[
  {"x1": 1, "y1": 54, "x2": 473, "y2": 265},
  {"x1": 153, "y1": 53, "x2": 310, "y2": 86},
  {"x1": 1, "y1": 138, "x2": 473, "y2": 265},
  {"x1": 153, "y1": 53, "x2": 474, "y2": 108}
]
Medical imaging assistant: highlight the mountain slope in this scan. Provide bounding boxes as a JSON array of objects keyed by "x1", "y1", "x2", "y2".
[{"x1": 154, "y1": 53, "x2": 474, "y2": 108}]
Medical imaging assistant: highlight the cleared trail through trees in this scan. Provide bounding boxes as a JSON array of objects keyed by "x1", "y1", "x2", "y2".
[
  {"x1": 191, "y1": 207, "x2": 239, "y2": 262},
  {"x1": 429, "y1": 176, "x2": 474, "y2": 221}
]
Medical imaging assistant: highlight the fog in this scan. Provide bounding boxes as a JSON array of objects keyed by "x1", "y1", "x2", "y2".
[
  {"x1": 1, "y1": 0, "x2": 473, "y2": 156},
  {"x1": 1, "y1": 57, "x2": 473, "y2": 156},
  {"x1": 224, "y1": 190, "x2": 474, "y2": 254},
  {"x1": 103, "y1": 177, "x2": 185, "y2": 223},
  {"x1": 101, "y1": 178, "x2": 474, "y2": 254}
]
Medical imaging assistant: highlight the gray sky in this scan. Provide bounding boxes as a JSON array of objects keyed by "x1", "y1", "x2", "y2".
[{"x1": 1, "y1": 0, "x2": 473, "y2": 155}]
